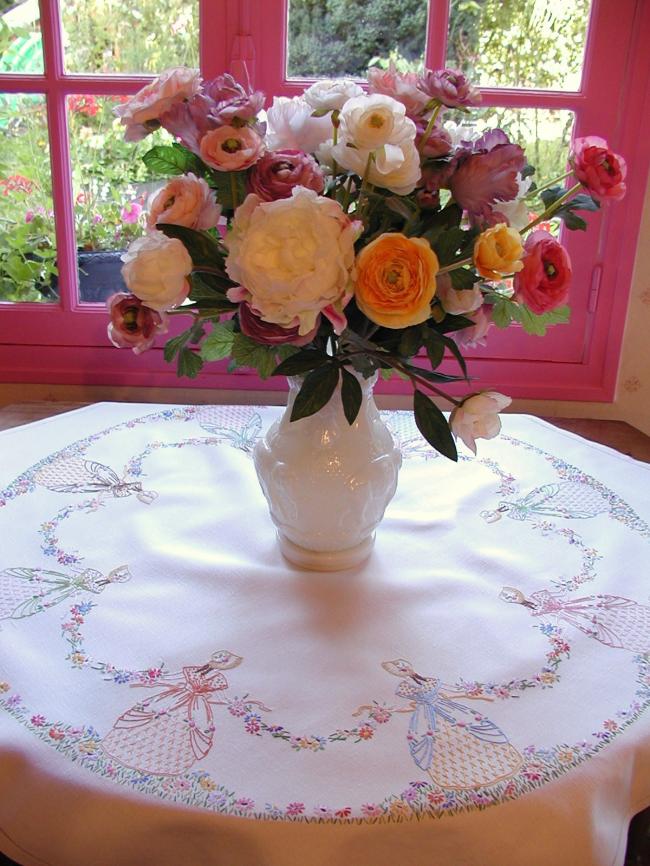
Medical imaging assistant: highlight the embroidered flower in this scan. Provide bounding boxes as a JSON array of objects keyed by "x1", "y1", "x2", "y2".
[
  {"x1": 227, "y1": 698, "x2": 248, "y2": 717},
  {"x1": 313, "y1": 805, "x2": 334, "y2": 819},
  {"x1": 356, "y1": 723, "x2": 375, "y2": 740},
  {"x1": 369, "y1": 705, "x2": 392, "y2": 724},
  {"x1": 286, "y1": 802, "x2": 305, "y2": 816},
  {"x1": 389, "y1": 799, "x2": 412, "y2": 818},
  {"x1": 244, "y1": 713, "x2": 262, "y2": 735},
  {"x1": 30, "y1": 714, "x2": 46, "y2": 726},
  {"x1": 361, "y1": 803, "x2": 384, "y2": 818},
  {"x1": 235, "y1": 797, "x2": 255, "y2": 812},
  {"x1": 427, "y1": 791, "x2": 446, "y2": 805},
  {"x1": 78, "y1": 739, "x2": 98, "y2": 754},
  {"x1": 0, "y1": 682, "x2": 10, "y2": 693},
  {"x1": 335, "y1": 807, "x2": 352, "y2": 818},
  {"x1": 48, "y1": 727, "x2": 65, "y2": 741}
]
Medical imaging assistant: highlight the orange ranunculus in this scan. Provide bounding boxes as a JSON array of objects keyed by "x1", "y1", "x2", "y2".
[
  {"x1": 473, "y1": 223, "x2": 524, "y2": 281},
  {"x1": 354, "y1": 233, "x2": 438, "y2": 328}
]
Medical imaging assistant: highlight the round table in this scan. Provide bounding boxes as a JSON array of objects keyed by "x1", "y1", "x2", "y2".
[{"x1": 1, "y1": 403, "x2": 649, "y2": 866}]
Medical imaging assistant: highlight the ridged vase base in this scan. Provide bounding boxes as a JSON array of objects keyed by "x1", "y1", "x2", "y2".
[{"x1": 277, "y1": 532, "x2": 375, "y2": 572}]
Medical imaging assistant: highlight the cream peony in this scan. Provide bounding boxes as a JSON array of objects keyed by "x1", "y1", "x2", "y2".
[
  {"x1": 121, "y1": 231, "x2": 193, "y2": 312},
  {"x1": 436, "y1": 273, "x2": 484, "y2": 315},
  {"x1": 225, "y1": 187, "x2": 361, "y2": 335},
  {"x1": 304, "y1": 78, "x2": 363, "y2": 112},
  {"x1": 449, "y1": 392, "x2": 512, "y2": 454},
  {"x1": 265, "y1": 96, "x2": 333, "y2": 153},
  {"x1": 146, "y1": 173, "x2": 221, "y2": 230},
  {"x1": 338, "y1": 93, "x2": 416, "y2": 151},
  {"x1": 332, "y1": 139, "x2": 421, "y2": 195}
]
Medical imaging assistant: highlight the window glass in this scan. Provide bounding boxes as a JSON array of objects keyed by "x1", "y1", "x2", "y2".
[
  {"x1": 68, "y1": 94, "x2": 170, "y2": 303},
  {"x1": 0, "y1": 0, "x2": 44, "y2": 75},
  {"x1": 61, "y1": 0, "x2": 199, "y2": 75},
  {"x1": 447, "y1": 0, "x2": 591, "y2": 91},
  {"x1": 0, "y1": 94, "x2": 57, "y2": 304},
  {"x1": 287, "y1": 0, "x2": 428, "y2": 79}
]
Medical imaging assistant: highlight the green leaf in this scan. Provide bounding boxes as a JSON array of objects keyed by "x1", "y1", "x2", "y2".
[
  {"x1": 208, "y1": 170, "x2": 248, "y2": 212},
  {"x1": 178, "y1": 347, "x2": 204, "y2": 379},
  {"x1": 341, "y1": 367, "x2": 363, "y2": 425},
  {"x1": 189, "y1": 273, "x2": 238, "y2": 304},
  {"x1": 272, "y1": 349, "x2": 329, "y2": 377},
  {"x1": 142, "y1": 143, "x2": 202, "y2": 177},
  {"x1": 449, "y1": 268, "x2": 479, "y2": 290},
  {"x1": 491, "y1": 297, "x2": 514, "y2": 329},
  {"x1": 402, "y1": 361, "x2": 465, "y2": 383},
  {"x1": 413, "y1": 389, "x2": 458, "y2": 461},
  {"x1": 231, "y1": 333, "x2": 278, "y2": 379},
  {"x1": 200, "y1": 321, "x2": 235, "y2": 362},
  {"x1": 438, "y1": 333, "x2": 469, "y2": 380},
  {"x1": 517, "y1": 304, "x2": 571, "y2": 336},
  {"x1": 559, "y1": 211, "x2": 587, "y2": 231},
  {"x1": 398, "y1": 326, "x2": 423, "y2": 359},
  {"x1": 163, "y1": 331, "x2": 190, "y2": 363},
  {"x1": 290, "y1": 364, "x2": 340, "y2": 422},
  {"x1": 432, "y1": 227, "x2": 468, "y2": 265},
  {"x1": 157, "y1": 223, "x2": 228, "y2": 271},
  {"x1": 421, "y1": 330, "x2": 445, "y2": 370}
]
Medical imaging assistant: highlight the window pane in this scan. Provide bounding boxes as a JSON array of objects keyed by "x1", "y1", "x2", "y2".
[
  {"x1": 68, "y1": 94, "x2": 170, "y2": 303},
  {"x1": 62, "y1": 0, "x2": 198, "y2": 75},
  {"x1": 287, "y1": 0, "x2": 428, "y2": 79},
  {"x1": 0, "y1": 0, "x2": 44, "y2": 75},
  {"x1": 0, "y1": 94, "x2": 57, "y2": 304},
  {"x1": 447, "y1": 0, "x2": 591, "y2": 91}
]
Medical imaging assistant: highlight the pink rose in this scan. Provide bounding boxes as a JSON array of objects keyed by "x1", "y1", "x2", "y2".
[
  {"x1": 570, "y1": 135, "x2": 626, "y2": 201},
  {"x1": 146, "y1": 173, "x2": 221, "y2": 230},
  {"x1": 247, "y1": 150, "x2": 325, "y2": 202},
  {"x1": 453, "y1": 306, "x2": 493, "y2": 349},
  {"x1": 418, "y1": 68, "x2": 481, "y2": 108},
  {"x1": 114, "y1": 67, "x2": 201, "y2": 141},
  {"x1": 106, "y1": 293, "x2": 168, "y2": 354},
  {"x1": 514, "y1": 230, "x2": 572, "y2": 314},
  {"x1": 450, "y1": 391, "x2": 512, "y2": 454},
  {"x1": 367, "y1": 64, "x2": 429, "y2": 116},
  {"x1": 238, "y1": 301, "x2": 319, "y2": 346},
  {"x1": 199, "y1": 125, "x2": 264, "y2": 171}
]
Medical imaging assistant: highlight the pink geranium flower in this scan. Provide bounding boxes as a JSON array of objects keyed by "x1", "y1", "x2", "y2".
[{"x1": 570, "y1": 135, "x2": 626, "y2": 201}]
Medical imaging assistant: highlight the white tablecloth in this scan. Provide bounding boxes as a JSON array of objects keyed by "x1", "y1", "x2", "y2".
[{"x1": 0, "y1": 403, "x2": 649, "y2": 866}]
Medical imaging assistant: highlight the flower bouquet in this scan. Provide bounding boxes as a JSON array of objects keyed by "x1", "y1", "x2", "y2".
[{"x1": 108, "y1": 64, "x2": 626, "y2": 460}]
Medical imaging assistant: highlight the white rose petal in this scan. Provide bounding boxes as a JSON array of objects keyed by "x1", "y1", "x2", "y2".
[
  {"x1": 265, "y1": 96, "x2": 333, "y2": 153},
  {"x1": 121, "y1": 231, "x2": 192, "y2": 312},
  {"x1": 339, "y1": 93, "x2": 416, "y2": 151},
  {"x1": 449, "y1": 391, "x2": 512, "y2": 454},
  {"x1": 304, "y1": 78, "x2": 364, "y2": 112}
]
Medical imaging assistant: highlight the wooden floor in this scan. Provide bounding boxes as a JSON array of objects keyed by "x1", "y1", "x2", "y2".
[{"x1": 0, "y1": 402, "x2": 648, "y2": 866}]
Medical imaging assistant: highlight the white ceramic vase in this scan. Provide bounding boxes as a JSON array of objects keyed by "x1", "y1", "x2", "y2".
[{"x1": 253, "y1": 372, "x2": 402, "y2": 571}]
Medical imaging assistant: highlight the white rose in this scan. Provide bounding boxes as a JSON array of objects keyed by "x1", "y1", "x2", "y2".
[
  {"x1": 339, "y1": 93, "x2": 416, "y2": 150},
  {"x1": 121, "y1": 231, "x2": 192, "y2": 312},
  {"x1": 449, "y1": 392, "x2": 512, "y2": 454},
  {"x1": 332, "y1": 139, "x2": 421, "y2": 195},
  {"x1": 265, "y1": 96, "x2": 333, "y2": 153},
  {"x1": 495, "y1": 174, "x2": 533, "y2": 230},
  {"x1": 224, "y1": 187, "x2": 360, "y2": 335},
  {"x1": 304, "y1": 78, "x2": 364, "y2": 112},
  {"x1": 436, "y1": 273, "x2": 484, "y2": 315}
]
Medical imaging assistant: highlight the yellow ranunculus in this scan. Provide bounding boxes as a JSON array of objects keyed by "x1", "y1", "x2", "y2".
[
  {"x1": 354, "y1": 233, "x2": 438, "y2": 328},
  {"x1": 473, "y1": 223, "x2": 524, "y2": 281}
]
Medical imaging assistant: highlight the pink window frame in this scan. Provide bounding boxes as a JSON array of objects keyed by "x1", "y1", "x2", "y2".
[{"x1": 0, "y1": 0, "x2": 649, "y2": 401}]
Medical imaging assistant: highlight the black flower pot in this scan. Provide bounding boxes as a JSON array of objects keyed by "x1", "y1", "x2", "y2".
[{"x1": 76, "y1": 249, "x2": 127, "y2": 303}]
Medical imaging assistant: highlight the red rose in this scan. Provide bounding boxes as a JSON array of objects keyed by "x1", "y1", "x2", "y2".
[
  {"x1": 514, "y1": 231, "x2": 572, "y2": 314},
  {"x1": 106, "y1": 293, "x2": 168, "y2": 354},
  {"x1": 571, "y1": 136, "x2": 626, "y2": 201},
  {"x1": 238, "y1": 301, "x2": 319, "y2": 346},
  {"x1": 247, "y1": 150, "x2": 325, "y2": 202}
]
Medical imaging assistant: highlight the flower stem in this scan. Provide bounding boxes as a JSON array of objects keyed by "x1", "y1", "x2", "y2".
[
  {"x1": 417, "y1": 102, "x2": 443, "y2": 156},
  {"x1": 437, "y1": 255, "x2": 473, "y2": 275},
  {"x1": 230, "y1": 172, "x2": 239, "y2": 211},
  {"x1": 524, "y1": 169, "x2": 574, "y2": 199},
  {"x1": 521, "y1": 181, "x2": 582, "y2": 234}
]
